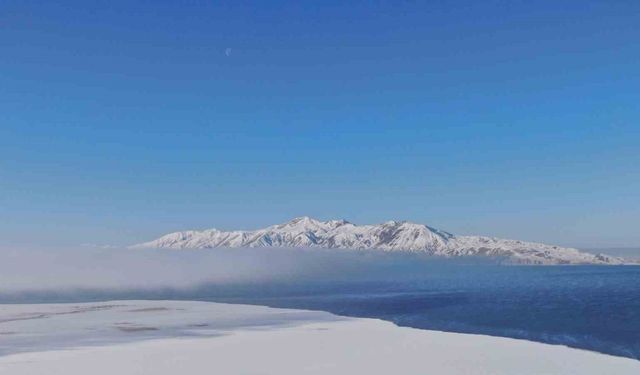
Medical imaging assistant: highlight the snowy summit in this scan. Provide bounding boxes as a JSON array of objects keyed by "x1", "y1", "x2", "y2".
[{"x1": 132, "y1": 217, "x2": 624, "y2": 265}]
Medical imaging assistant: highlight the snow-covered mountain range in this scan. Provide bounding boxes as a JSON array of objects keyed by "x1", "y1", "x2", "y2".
[{"x1": 132, "y1": 217, "x2": 624, "y2": 265}]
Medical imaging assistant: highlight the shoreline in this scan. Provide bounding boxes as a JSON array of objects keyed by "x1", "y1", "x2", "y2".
[
  {"x1": 0, "y1": 301, "x2": 640, "y2": 375},
  {"x1": 1, "y1": 300, "x2": 639, "y2": 374}
]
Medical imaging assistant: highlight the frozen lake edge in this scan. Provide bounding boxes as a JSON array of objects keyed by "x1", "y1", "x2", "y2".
[{"x1": 0, "y1": 300, "x2": 638, "y2": 375}]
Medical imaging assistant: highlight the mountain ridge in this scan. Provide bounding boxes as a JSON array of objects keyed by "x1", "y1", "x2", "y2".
[{"x1": 132, "y1": 216, "x2": 625, "y2": 265}]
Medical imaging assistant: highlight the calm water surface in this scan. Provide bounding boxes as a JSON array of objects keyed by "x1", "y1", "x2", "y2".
[{"x1": 203, "y1": 266, "x2": 640, "y2": 360}]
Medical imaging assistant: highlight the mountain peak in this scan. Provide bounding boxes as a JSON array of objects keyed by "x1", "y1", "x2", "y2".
[
  {"x1": 275, "y1": 217, "x2": 354, "y2": 231},
  {"x1": 289, "y1": 216, "x2": 320, "y2": 224},
  {"x1": 273, "y1": 216, "x2": 323, "y2": 230}
]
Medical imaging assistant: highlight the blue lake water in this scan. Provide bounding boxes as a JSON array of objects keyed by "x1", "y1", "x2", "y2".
[
  {"x1": 3, "y1": 264, "x2": 639, "y2": 360},
  {"x1": 200, "y1": 265, "x2": 640, "y2": 360}
]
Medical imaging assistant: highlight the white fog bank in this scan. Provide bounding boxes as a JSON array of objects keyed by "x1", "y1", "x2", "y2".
[{"x1": 0, "y1": 245, "x2": 492, "y2": 295}]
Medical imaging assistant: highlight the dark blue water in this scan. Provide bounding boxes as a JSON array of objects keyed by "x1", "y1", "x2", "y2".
[
  {"x1": 200, "y1": 265, "x2": 640, "y2": 360},
  {"x1": 3, "y1": 265, "x2": 639, "y2": 360}
]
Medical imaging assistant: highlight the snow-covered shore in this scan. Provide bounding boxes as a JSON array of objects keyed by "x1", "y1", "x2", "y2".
[{"x1": 1, "y1": 300, "x2": 638, "y2": 374}]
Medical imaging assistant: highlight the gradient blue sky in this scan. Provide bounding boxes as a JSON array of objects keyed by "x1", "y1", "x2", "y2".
[{"x1": 1, "y1": 1, "x2": 639, "y2": 248}]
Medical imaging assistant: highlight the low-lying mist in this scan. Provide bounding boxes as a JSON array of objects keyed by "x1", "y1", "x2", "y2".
[{"x1": 0, "y1": 245, "x2": 499, "y2": 302}]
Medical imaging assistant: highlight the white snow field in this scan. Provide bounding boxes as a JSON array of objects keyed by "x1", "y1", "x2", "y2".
[{"x1": 1, "y1": 300, "x2": 639, "y2": 375}]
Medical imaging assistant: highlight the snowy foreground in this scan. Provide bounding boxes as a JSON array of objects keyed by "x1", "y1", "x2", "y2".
[{"x1": 1, "y1": 301, "x2": 638, "y2": 375}]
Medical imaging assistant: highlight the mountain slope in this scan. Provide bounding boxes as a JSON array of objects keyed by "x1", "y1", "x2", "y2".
[{"x1": 132, "y1": 217, "x2": 624, "y2": 265}]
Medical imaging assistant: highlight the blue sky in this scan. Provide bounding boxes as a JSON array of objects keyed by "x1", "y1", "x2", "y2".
[{"x1": 1, "y1": 1, "x2": 639, "y2": 248}]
